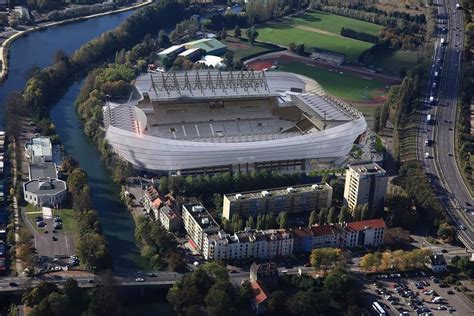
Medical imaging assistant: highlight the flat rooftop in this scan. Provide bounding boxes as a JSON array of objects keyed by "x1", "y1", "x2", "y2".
[
  {"x1": 183, "y1": 204, "x2": 220, "y2": 232},
  {"x1": 225, "y1": 182, "x2": 332, "y2": 202},
  {"x1": 29, "y1": 163, "x2": 57, "y2": 180},
  {"x1": 349, "y1": 163, "x2": 386, "y2": 176},
  {"x1": 24, "y1": 178, "x2": 66, "y2": 195},
  {"x1": 27, "y1": 137, "x2": 52, "y2": 158},
  {"x1": 295, "y1": 94, "x2": 353, "y2": 121}
]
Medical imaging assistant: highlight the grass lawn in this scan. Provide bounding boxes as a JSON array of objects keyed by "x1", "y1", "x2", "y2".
[
  {"x1": 257, "y1": 25, "x2": 372, "y2": 62},
  {"x1": 279, "y1": 62, "x2": 387, "y2": 103},
  {"x1": 289, "y1": 10, "x2": 382, "y2": 35},
  {"x1": 223, "y1": 37, "x2": 277, "y2": 60},
  {"x1": 256, "y1": 10, "x2": 382, "y2": 62},
  {"x1": 372, "y1": 49, "x2": 418, "y2": 75},
  {"x1": 24, "y1": 204, "x2": 79, "y2": 235}
]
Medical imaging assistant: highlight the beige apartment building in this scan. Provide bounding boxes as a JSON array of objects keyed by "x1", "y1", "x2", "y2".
[
  {"x1": 222, "y1": 183, "x2": 333, "y2": 220},
  {"x1": 343, "y1": 163, "x2": 388, "y2": 213}
]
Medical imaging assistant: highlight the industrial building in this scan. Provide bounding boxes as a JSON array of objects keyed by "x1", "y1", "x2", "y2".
[
  {"x1": 343, "y1": 163, "x2": 388, "y2": 213},
  {"x1": 104, "y1": 71, "x2": 367, "y2": 175},
  {"x1": 222, "y1": 183, "x2": 333, "y2": 220},
  {"x1": 25, "y1": 137, "x2": 52, "y2": 163}
]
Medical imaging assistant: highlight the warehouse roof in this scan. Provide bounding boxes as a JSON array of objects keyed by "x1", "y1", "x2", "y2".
[
  {"x1": 184, "y1": 38, "x2": 226, "y2": 54},
  {"x1": 28, "y1": 163, "x2": 57, "y2": 180}
]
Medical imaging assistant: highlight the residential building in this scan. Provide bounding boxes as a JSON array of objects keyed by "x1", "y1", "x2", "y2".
[
  {"x1": 182, "y1": 204, "x2": 220, "y2": 251},
  {"x1": 203, "y1": 229, "x2": 293, "y2": 261},
  {"x1": 249, "y1": 281, "x2": 269, "y2": 315},
  {"x1": 343, "y1": 163, "x2": 388, "y2": 213},
  {"x1": 143, "y1": 185, "x2": 163, "y2": 214},
  {"x1": 311, "y1": 225, "x2": 334, "y2": 249},
  {"x1": 250, "y1": 262, "x2": 278, "y2": 291},
  {"x1": 158, "y1": 205, "x2": 182, "y2": 232},
  {"x1": 345, "y1": 218, "x2": 385, "y2": 248},
  {"x1": 291, "y1": 218, "x2": 386, "y2": 253},
  {"x1": 428, "y1": 254, "x2": 447, "y2": 273},
  {"x1": 28, "y1": 163, "x2": 57, "y2": 181},
  {"x1": 222, "y1": 183, "x2": 333, "y2": 220},
  {"x1": 25, "y1": 137, "x2": 53, "y2": 163},
  {"x1": 23, "y1": 178, "x2": 67, "y2": 207}
]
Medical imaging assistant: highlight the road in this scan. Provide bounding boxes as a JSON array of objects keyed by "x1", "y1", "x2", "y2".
[{"x1": 416, "y1": 0, "x2": 474, "y2": 251}]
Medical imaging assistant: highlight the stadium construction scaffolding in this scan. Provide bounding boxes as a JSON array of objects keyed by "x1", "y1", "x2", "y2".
[{"x1": 148, "y1": 70, "x2": 271, "y2": 97}]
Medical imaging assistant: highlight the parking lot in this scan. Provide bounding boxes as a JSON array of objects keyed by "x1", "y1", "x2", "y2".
[{"x1": 364, "y1": 272, "x2": 473, "y2": 315}]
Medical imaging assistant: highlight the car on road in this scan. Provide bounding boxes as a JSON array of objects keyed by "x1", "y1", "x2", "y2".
[
  {"x1": 135, "y1": 277, "x2": 145, "y2": 282},
  {"x1": 9, "y1": 282, "x2": 18, "y2": 287},
  {"x1": 52, "y1": 236, "x2": 58, "y2": 241},
  {"x1": 447, "y1": 290, "x2": 454, "y2": 295}
]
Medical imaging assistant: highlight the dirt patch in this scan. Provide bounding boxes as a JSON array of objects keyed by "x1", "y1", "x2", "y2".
[
  {"x1": 227, "y1": 41, "x2": 250, "y2": 51},
  {"x1": 247, "y1": 59, "x2": 274, "y2": 70},
  {"x1": 294, "y1": 25, "x2": 345, "y2": 39}
]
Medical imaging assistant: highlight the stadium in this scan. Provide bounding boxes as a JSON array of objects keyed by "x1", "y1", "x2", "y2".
[{"x1": 103, "y1": 70, "x2": 367, "y2": 175}]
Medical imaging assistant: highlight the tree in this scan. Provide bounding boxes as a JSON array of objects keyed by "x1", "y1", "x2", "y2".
[
  {"x1": 205, "y1": 281, "x2": 237, "y2": 315},
  {"x1": 66, "y1": 168, "x2": 87, "y2": 194},
  {"x1": 223, "y1": 50, "x2": 234, "y2": 68},
  {"x1": 22, "y1": 282, "x2": 58, "y2": 307},
  {"x1": 327, "y1": 207, "x2": 336, "y2": 223},
  {"x1": 319, "y1": 208, "x2": 328, "y2": 224},
  {"x1": 256, "y1": 214, "x2": 265, "y2": 230},
  {"x1": 360, "y1": 203, "x2": 370, "y2": 220},
  {"x1": 295, "y1": 43, "x2": 305, "y2": 55},
  {"x1": 159, "y1": 176, "x2": 169, "y2": 193},
  {"x1": 77, "y1": 232, "x2": 111, "y2": 272},
  {"x1": 310, "y1": 248, "x2": 344, "y2": 274},
  {"x1": 246, "y1": 216, "x2": 255, "y2": 229},
  {"x1": 157, "y1": 29, "x2": 170, "y2": 48},
  {"x1": 437, "y1": 223, "x2": 455, "y2": 243},
  {"x1": 233, "y1": 25, "x2": 241, "y2": 38},
  {"x1": 87, "y1": 272, "x2": 121, "y2": 316},
  {"x1": 288, "y1": 42, "x2": 296, "y2": 52},
  {"x1": 308, "y1": 210, "x2": 318, "y2": 226},
  {"x1": 267, "y1": 290, "x2": 287, "y2": 315},
  {"x1": 246, "y1": 27, "x2": 259, "y2": 45},
  {"x1": 338, "y1": 206, "x2": 351, "y2": 223},
  {"x1": 276, "y1": 211, "x2": 289, "y2": 229}
]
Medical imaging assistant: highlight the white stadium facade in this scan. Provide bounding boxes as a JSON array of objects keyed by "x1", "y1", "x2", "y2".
[{"x1": 103, "y1": 71, "x2": 367, "y2": 175}]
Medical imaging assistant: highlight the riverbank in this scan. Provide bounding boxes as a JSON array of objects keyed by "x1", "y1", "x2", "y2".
[{"x1": 0, "y1": 0, "x2": 152, "y2": 85}]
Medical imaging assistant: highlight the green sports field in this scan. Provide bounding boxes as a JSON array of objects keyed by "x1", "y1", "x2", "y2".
[
  {"x1": 279, "y1": 62, "x2": 387, "y2": 103},
  {"x1": 257, "y1": 10, "x2": 382, "y2": 62}
]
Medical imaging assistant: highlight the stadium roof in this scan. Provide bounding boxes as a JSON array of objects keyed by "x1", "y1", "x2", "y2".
[{"x1": 136, "y1": 70, "x2": 277, "y2": 102}]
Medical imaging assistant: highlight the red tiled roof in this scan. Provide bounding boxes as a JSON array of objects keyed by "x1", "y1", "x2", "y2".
[
  {"x1": 346, "y1": 218, "x2": 385, "y2": 231},
  {"x1": 250, "y1": 281, "x2": 268, "y2": 305},
  {"x1": 292, "y1": 227, "x2": 313, "y2": 238},
  {"x1": 152, "y1": 197, "x2": 163, "y2": 208},
  {"x1": 311, "y1": 224, "x2": 333, "y2": 237}
]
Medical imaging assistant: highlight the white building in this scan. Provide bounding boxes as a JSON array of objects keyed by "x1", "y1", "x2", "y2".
[
  {"x1": 203, "y1": 229, "x2": 293, "y2": 261},
  {"x1": 25, "y1": 137, "x2": 53, "y2": 164},
  {"x1": 343, "y1": 163, "x2": 388, "y2": 213},
  {"x1": 158, "y1": 205, "x2": 182, "y2": 232},
  {"x1": 182, "y1": 204, "x2": 220, "y2": 251},
  {"x1": 23, "y1": 178, "x2": 67, "y2": 207},
  {"x1": 345, "y1": 218, "x2": 385, "y2": 248}
]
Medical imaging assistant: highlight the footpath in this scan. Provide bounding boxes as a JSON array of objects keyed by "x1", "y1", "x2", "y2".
[{"x1": 0, "y1": 0, "x2": 152, "y2": 83}]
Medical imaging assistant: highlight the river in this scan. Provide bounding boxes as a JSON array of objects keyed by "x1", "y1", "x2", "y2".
[{"x1": 1, "y1": 9, "x2": 144, "y2": 268}]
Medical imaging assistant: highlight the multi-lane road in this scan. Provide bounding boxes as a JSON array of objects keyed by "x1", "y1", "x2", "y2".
[{"x1": 417, "y1": 0, "x2": 474, "y2": 250}]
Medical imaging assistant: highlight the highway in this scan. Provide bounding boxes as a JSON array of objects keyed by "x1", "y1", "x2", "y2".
[{"x1": 416, "y1": 0, "x2": 474, "y2": 250}]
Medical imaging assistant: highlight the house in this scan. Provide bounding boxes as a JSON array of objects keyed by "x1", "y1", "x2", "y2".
[
  {"x1": 428, "y1": 254, "x2": 447, "y2": 273},
  {"x1": 143, "y1": 185, "x2": 163, "y2": 214},
  {"x1": 23, "y1": 178, "x2": 67, "y2": 207},
  {"x1": 249, "y1": 281, "x2": 269, "y2": 315},
  {"x1": 311, "y1": 224, "x2": 334, "y2": 249},
  {"x1": 250, "y1": 262, "x2": 278, "y2": 291}
]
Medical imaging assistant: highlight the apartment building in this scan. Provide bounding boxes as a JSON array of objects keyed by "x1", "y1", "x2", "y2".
[
  {"x1": 292, "y1": 218, "x2": 386, "y2": 253},
  {"x1": 345, "y1": 218, "x2": 385, "y2": 247},
  {"x1": 343, "y1": 163, "x2": 388, "y2": 213},
  {"x1": 182, "y1": 204, "x2": 220, "y2": 251},
  {"x1": 158, "y1": 205, "x2": 182, "y2": 232},
  {"x1": 222, "y1": 183, "x2": 333, "y2": 220},
  {"x1": 203, "y1": 229, "x2": 293, "y2": 261}
]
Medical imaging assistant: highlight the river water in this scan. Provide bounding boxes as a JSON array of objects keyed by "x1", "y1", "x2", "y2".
[{"x1": 1, "y1": 10, "x2": 143, "y2": 270}]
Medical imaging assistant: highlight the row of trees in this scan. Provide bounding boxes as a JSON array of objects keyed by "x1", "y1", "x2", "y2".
[
  {"x1": 456, "y1": 1, "x2": 474, "y2": 191},
  {"x1": 65, "y1": 165, "x2": 112, "y2": 272},
  {"x1": 134, "y1": 216, "x2": 186, "y2": 271},
  {"x1": 167, "y1": 262, "x2": 252, "y2": 315},
  {"x1": 340, "y1": 27, "x2": 378, "y2": 43},
  {"x1": 21, "y1": 277, "x2": 122, "y2": 316},
  {"x1": 359, "y1": 248, "x2": 432, "y2": 272}
]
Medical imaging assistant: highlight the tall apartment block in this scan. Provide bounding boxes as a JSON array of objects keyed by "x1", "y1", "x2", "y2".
[
  {"x1": 343, "y1": 163, "x2": 388, "y2": 213},
  {"x1": 222, "y1": 183, "x2": 333, "y2": 220}
]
